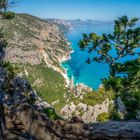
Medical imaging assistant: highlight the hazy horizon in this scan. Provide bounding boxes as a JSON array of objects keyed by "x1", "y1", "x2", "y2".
[{"x1": 13, "y1": 0, "x2": 140, "y2": 21}]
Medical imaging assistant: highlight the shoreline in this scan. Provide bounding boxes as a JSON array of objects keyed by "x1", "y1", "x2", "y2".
[
  {"x1": 56, "y1": 28, "x2": 93, "y2": 90},
  {"x1": 59, "y1": 45, "x2": 94, "y2": 90},
  {"x1": 59, "y1": 49, "x2": 74, "y2": 87},
  {"x1": 58, "y1": 32, "x2": 74, "y2": 87}
]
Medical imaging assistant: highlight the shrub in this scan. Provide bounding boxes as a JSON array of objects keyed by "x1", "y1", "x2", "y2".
[
  {"x1": 82, "y1": 88, "x2": 115, "y2": 106},
  {"x1": 74, "y1": 100, "x2": 80, "y2": 106},
  {"x1": 2, "y1": 11, "x2": 15, "y2": 19},
  {"x1": 108, "y1": 99, "x2": 123, "y2": 121},
  {"x1": 109, "y1": 107, "x2": 121, "y2": 121},
  {"x1": 43, "y1": 108, "x2": 62, "y2": 120},
  {"x1": 27, "y1": 96, "x2": 36, "y2": 105},
  {"x1": 96, "y1": 112, "x2": 109, "y2": 122},
  {"x1": 3, "y1": 62, "x2": 15, "y2": 77},
  {"x1": 1, "y1": 62, "x2": 15, "y2": 92}
]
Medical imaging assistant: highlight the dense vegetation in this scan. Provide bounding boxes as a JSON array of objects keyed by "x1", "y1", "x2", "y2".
[
  {"x1": 96, "y1": 112, "x2": 110, "y2": 122},
  {"x1": 15, "y1": 63, "x2": 67, "y2": 112},
  {"x1": 82, "y1": 88, "x2": 114, "y2": 106},
  {"x1": 79, "y1": 16, "x2": 140, "y2": 119}
]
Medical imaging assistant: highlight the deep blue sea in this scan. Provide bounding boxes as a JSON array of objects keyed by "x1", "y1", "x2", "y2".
[{"x1": 62, "y1": 23, "x2": 139, "y2": 90}]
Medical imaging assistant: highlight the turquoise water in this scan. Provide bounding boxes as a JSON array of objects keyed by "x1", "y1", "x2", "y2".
[
  {"x1": 62, "y1": 24, "x2": 113, "y2": 90},
  {"x1": 62, "y1": 23, "x2": 140, "y2": 90}
]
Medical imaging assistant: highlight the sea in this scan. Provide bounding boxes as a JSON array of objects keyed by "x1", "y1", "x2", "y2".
[{"x1": 61, "y1": 22, "x2": 139, "y2": 90}]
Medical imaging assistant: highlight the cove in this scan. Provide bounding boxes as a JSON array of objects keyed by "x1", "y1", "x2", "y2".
[
  {"x1": 62, "y1": 23, "x2": 113, "y2": 90},
  {"x1": 62, "y1": 22, "x2": 140, "y2": 90}
]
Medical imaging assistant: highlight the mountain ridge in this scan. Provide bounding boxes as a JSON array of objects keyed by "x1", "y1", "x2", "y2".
[
  {"x1": 0, "y1": 13, "x2": 72, "y2": 111},
  {"x1": 47, "y1": 18, "x2": 113, "y2": 31}
]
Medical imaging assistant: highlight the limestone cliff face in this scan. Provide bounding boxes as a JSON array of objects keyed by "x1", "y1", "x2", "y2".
[
  {"x1": 61, "y1": 99, "x2": 112, "y2": 123},
  {"x1": 0, "y1": 14, "x2": 71, "y2": 67},
  {"x1": 0, "y1": 14, "x2": 71, "y2": 108}
]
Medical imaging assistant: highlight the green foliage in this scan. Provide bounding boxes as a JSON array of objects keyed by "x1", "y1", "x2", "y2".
[
  {"x1": 110, "y1": 109, "x2": 121, "y2": 121},
  {"x1": 77, "y1": 107, "x2": 84, "y2": 117},
  {"x1": 79, "y1": 16, "x2": 140, "y2": 65},
  {"x1": 121, "y1": 90, "x2": 140, "y2": 119},
  {"x1": 2, "y1": 11, "x2": 15, "y2": 19},
  {"x1": 103, "y1": 69, "x2": 140, "y2": 120},
  {"x1": 108, "y1": 104, "x2": 122, "y2": 121},
  {"x1": 103, "y1": 76, "x2": 123, "y2": 92},
  {"x1": 2, "y1": 61, "x2": 14, "y2": 76},
  {"x1": 1, "y1": 62, "x2": 15, "y2": 92},
  {"x1": 110, "y1": 59, "x2": 140, "y2": 77},
  {"x1": 27, "y1": 95, "x2": 36, "y2": 105},
  {"x1": 103, "y1": 59, "x2": 140, "y2": 93},
  {"x1": 74, "y1": 100, "x2": 80, "y2": 106},
  {"x1": 96, "y1": 112, "x2": 109, "y2": 122},
  {"x1": 79, "y1": 16, "x2": 140, "y2": 120},
  {"x1": 15, "y1": 63, "x2": 67, "y2": 112},
  {"x1": 82, "y1": 87, "x2": 115, "y2": 106},
  {"x1": 43, "y1": 107, "x2": 62, "y2": 120},
  {"x1": 103, "y1": 60, "x2": 140, "y2": 120}
]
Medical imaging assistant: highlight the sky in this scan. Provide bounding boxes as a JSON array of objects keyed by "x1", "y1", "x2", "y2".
[{"x1": 13, "y1": 0, "x2": 140, "y2": 21}]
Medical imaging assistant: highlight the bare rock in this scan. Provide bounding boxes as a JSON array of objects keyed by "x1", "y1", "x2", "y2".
[
  {"x1": 61, "y1": 99, "x2": 112, "y2": 123},
  {"x1": 116, "y1": 96, "x2": 126, "y2": 119}
]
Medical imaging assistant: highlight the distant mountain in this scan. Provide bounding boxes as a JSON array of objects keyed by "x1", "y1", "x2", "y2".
[
  {"x1": 47, "y1": 18, "x2": 113, "y2": 32},
  {"x1": 47, "y1": 19, "x2": 74, "y2": 32}
]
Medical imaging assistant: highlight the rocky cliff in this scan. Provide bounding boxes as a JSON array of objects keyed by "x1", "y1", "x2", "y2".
[
  {"x1": 0, "y1": 61, "x2": 140, "y2": 140},
  {"x1": 0, "y1": 14, "x2": 72, "y2": 112},
  {"x1": 0, "y1": 14, "x2": 71, "y2": 66}
]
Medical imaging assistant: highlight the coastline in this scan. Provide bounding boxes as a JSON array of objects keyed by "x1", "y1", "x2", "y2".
[
  {"x1": 60, "y1": 49, "x2": 93, "y2": 90},
  {"x1": 57, "y1": 31, "x2": 74, "y2": 86},
  {"x1": 59, "y1": 41, "x2": 94, "y2": 90},
  {"x1": 59, "y1": 37, "x2": 93, "y2": 89},
  {"x1": 59, "y1": 49, "x2": 74, "y2": 87}
]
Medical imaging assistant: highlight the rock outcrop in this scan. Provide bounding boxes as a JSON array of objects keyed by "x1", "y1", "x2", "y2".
[
  {"x1": 0, "y1": 14, "x2": 71, "y2": 85},
  {"x1": 116, "y1": 96, "x2": 127, "y2": 119},
  {"x1": 2, "y1": 99, "x2": 140, "y2": 140},
  {"x1": 14, "y1": 104, "x2": 140, "y2": 140},
  {"x1": 74, "y1": 83, "x2": 93, "y2": 97},
  {"x1": 1, "y1": 79, "x2": 140, "y2": 140},
  {"x1": 0, "y1": 53, "x2": 140, "y2": 140},
  {"x1": 0, "y1": 14, "x2": 72, "y2": 110},
  {"x1": 60, "y1": 99, "x2": 111, "y2": 123}
]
